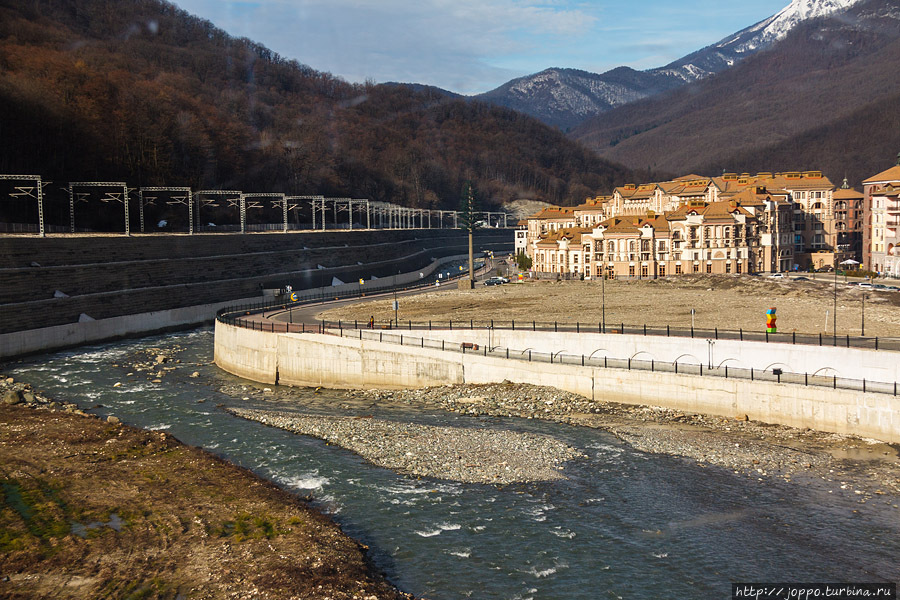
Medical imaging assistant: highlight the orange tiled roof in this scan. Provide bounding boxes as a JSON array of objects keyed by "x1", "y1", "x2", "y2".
[
  {"x1": 863, "y1": 165, "x2": 900, "y2": 185},
  {"x1": 535, "y1": 226, "x2": 592, "y2": 246},
  {"x1": 832, "y1": 188, "x2": 863, "y2": 200},
  {"x1": 597, "y1": 215, "x2": 670, "y2": 234},
  {"x1": 525, "y1": 206, "x2": 577, "y2": 220}
]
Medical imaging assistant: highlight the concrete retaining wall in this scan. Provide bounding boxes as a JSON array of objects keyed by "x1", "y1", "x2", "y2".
[
  {"x1": 0, "y1": 254, "x2": 472, "y2": 360},
  {"x1": 214, "y1": 321, "x2": 900, "y2": 443}
]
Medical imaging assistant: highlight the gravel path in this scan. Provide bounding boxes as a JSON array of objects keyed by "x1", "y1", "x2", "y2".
[{"x1": 227, "y1": 407, "x2": 584, "y2": 484}]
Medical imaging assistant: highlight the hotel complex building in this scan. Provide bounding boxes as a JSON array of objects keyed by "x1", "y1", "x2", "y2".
[
  {"x1": 523, "y1": 171, "x2": 849, "y2": 279},
  {"x1": 863, "y1": 164, "x2": 900, "y2": 278}
]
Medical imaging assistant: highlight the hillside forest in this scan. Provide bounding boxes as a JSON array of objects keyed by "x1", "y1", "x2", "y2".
[{"x1": 0, "y1": 0, "x2": 638, "y2": 218}]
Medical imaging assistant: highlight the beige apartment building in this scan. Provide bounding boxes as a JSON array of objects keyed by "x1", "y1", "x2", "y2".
[
  {"x1": 524, "y1": 171, "x2": 847, "y2": 278},
  {"x1": 530, "y1": 199, "x2": 769, "y2": 280},
  {"x1": 863, "y1": 163, "x2": 900, "y2": 277}
]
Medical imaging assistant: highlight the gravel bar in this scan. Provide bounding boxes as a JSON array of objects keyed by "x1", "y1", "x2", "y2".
[{"x1": 228, "y1": 408, "x2": 585, "y2": 484}]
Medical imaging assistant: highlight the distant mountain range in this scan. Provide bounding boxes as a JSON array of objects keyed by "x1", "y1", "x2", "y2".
[
  {"x1": 474, "y1": 0, "x2": 866, "y2": 130},
  {"x1": 571, "y1": 0, "x2": 900, "y2": 185}
]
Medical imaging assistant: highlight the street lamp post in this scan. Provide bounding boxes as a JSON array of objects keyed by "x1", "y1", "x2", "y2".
[
  {"x1": 833, "y1": 267, "x2": 837, "y2": 341},
  {"x1": 862, "y1": 293, "x2": 867, "y2": 336},
  {"x1": 601, "y1": 270, "x2": 606, "y2": 333}
]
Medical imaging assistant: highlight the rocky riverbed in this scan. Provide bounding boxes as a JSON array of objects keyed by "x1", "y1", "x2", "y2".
[
  {"x1": 343, "y1": 382, "x2": 900, "y2": 501},
  {"x1": 228, "y1": 408, "x2": 585, "y2": 484},
  {"x1": 217, "y1": 377, "x2": 900, "y2": 506}
]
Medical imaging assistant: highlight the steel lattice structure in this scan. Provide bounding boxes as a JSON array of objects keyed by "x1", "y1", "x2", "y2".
[
  {"x1": 138, "y1": 187, "x2": 193, "y2": 234},
  {"x1": 3, "y1": 173, "x2": 512, "y2": 236},
  {"x1": 67, "y1": 182, "x2": 129, "y2": 235},
  {"x1": 1, "y1": 175, "x2": 47, "y2": 237}
]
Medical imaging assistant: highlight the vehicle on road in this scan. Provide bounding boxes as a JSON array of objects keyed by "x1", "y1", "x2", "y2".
[
  {"x1": 768, "y1": 273, "x2": 785, "y2": 278},
  {"x1": 483, "y1": 276, "x2": 508, "y2": 286}
]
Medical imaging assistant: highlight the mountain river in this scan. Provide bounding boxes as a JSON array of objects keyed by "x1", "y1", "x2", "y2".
[{"x1": 6, "y1": 328, "x2": 899, "y2": 599}]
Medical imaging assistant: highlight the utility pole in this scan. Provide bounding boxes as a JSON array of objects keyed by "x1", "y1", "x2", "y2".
[{"x1": 458, "y1": 182, "x2": 479, "y2": 290}]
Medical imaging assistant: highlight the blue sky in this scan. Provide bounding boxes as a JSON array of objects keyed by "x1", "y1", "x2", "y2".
[{"x1": 172, "y1": 0, "x2": 789, "y2": 94}]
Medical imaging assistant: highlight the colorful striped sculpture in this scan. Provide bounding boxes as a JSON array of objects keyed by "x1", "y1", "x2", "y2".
[{"x1": 766, "y1": 307, "x2": 777, "y2": 333}]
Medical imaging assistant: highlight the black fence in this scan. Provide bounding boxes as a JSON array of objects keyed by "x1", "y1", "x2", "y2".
[
  {"x1": 329, "y1": 326, "x2": 900, "y2": 397},
  {"x1": 315, "y1": 318, "x2": 900, "y2": 352},
  {"x1": 217, "y1": 300, "x2": 900, "y2": 397}
]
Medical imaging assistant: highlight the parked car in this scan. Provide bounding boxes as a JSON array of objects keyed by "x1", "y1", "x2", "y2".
[
  {"x1": 792, "y1": 276, "x2": 810, "y2": 281},
  {"x1": 483, "y1": 277, "x2": 504, "y2": 286},
  {"x1": 858, "y1": 282, "x2": 874, "y2": 289},
  {"x1": 768, "y1": 273, "x2": 785, "y2": 278}
]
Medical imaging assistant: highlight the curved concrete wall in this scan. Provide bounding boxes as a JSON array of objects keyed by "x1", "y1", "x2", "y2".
[{"x1": 214, "y1": 321, "x2": 900, "y2": 443}]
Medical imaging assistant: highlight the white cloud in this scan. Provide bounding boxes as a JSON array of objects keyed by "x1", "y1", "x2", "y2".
[
  {"x1": 173, "y1": 0, "x2": 597, "y2": 92},
  {"x1": 173, "y1": 0, "x2": 790, "y2": 93}
]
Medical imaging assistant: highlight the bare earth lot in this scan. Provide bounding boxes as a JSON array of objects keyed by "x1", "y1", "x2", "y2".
[{"x1": 317, "y1": 274, "x2": 900, "y2": 338}]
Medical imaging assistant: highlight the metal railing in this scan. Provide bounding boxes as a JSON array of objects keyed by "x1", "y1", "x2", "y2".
[
  {"x1": 308, "y1": 318, "x2": 900, "y2": 353},
  {"x1": 329, "y1": 325, "x2": 900, "y2": 397},
  {"x1": 216, "y1": 305, "x2": 900, "y2": 396}
]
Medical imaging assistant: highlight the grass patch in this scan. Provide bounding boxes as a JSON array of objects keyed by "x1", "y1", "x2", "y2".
[{"x1": 216, "y1": 512, "x2": 284, "y2": 541}]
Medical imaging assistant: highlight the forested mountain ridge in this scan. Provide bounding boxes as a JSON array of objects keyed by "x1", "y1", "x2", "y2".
[
  {"x1": 569, "y1": 0, "x2": 900, "y2": 185},
  {"x1": 474, "y1": 0, "x2": 866, "y2": 130},
  {"x1": 0, "y1": 0, "x2": 637, "y2": 210}
]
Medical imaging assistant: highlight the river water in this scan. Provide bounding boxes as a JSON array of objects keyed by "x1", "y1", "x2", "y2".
[{"x1": 7, "y1": 328, "x2": 899, "y2": 599}]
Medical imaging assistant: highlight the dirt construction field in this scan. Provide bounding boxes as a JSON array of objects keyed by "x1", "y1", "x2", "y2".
[{"x1": 317, "y1": 274, "x2": 900, "y2": 338}]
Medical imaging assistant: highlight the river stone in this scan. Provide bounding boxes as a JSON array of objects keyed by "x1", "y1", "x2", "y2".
[
  {"x1": 22, "y1": 392, "x2": 36, "y2": 403},
  {"x1": 107, "y1": 415, "x2": 120, "y2": 424},
  {"x1": 2, "y1": 390, "x2": 23, "y2": 405}
]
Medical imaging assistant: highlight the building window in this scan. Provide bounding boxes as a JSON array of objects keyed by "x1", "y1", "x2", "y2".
[
  {"x1": 659, "y1": 264, "x2": 666, "y2": 277},
  {"x1": 629, "y1": 265, "x2": 635, "y2": 278},
  {"x1": 706, "y1": 263, "x2": 712, "y2": 274},
  {"x1": 641, "y1": 265, "x2": 649, "y2": 278},
  {"x1": 693, "y1": 263, "x2": 700, "y2": 273},
  {"x1": 675, "y1": 263, "x2": 682, "y2": 275},
  {"x1": 725, "y1": 262, "x2": 731, "y2": 273},
  {"x1": 736, "y1": 262, "x2": 742, "y2": 274}
]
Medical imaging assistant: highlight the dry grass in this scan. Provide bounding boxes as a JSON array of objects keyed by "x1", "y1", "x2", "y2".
[
  {"x1": 317, "y1": 274, "x2": 900, "y2": 338},
  {"x1": 0, "y1": 405, "x2": 411, "y2": 600}
]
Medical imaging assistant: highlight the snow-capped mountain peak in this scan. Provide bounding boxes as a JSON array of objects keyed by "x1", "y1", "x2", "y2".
[{"x1": 727, "y1": 0, "x2": 865, "y2": 52}]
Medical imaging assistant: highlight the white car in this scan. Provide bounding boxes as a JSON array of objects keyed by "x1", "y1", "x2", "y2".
[{"x1": 768, "y1": 273, "x2": 785, "y2": 278}]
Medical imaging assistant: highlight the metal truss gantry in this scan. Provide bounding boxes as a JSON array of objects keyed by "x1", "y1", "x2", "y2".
[
  {"x1": 67, "y1": 182, "x2": 129, "y2": 235},
  {"x1": 241, "y1": 192, "x2": 287, "y2": 233},
  {"x1": 6, "y1": 174, "x2": 513, "y2": 235},
  {"x1": 138, "y1": 187, "x2": 193, "y2": 234},
  {"x1": 1, "y1": 175, "x2": 47, "y2": 237},
  {"x1": 195, "y1": 190, "x2": 242, "y2": 231}
]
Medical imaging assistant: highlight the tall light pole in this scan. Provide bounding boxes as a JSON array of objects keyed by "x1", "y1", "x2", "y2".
[
  {"x1": 601, "y1": 269, "x2": 606, "y2": 333},
  {"x1": 862, "y1": 293, "x2": 867, "y2": 336},
  {"x1": 833, "y1": 267, "x2": 838, "y2": 341}
]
